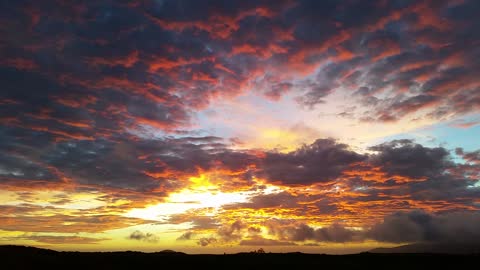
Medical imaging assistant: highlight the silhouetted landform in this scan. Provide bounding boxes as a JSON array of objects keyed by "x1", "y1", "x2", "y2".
[
  {"x1": 153, "y1": 249, "x2": 186, "y2": 255},
  {"x1": 370, "y1": 243, "x2": 480, "y2": 254},
  {"x1": 1, "y1": 245, "x2": 479, "y2": 269}
]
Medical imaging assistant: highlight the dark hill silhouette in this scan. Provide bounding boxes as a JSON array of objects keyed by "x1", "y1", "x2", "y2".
[
  {"x1": 1, "y1": 245, "x2": 479, "y2": 269},
  {"x1": 0, "y1": 245, "x2": 58, "y2": 254},
  {"x1": 153, "y1": 249, "x2": 186, "y2": 255}
]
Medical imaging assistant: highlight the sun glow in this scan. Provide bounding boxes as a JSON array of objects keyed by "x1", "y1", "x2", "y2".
[
  {"x1": 124, "y1": 173, "x2": 287, "y2": 222},
  {"x1": 124, "y1": 174, "x2": 253, "y2": 221},
  {"x1": 188, "y1": 174, "x2": 217, "y2": 191},
  {"x1": 246, "y1": 128, "x2": 303, "y2": 152}
]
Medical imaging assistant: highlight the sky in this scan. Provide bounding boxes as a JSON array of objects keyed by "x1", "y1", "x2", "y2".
[{"x1": 0, "y1": 0, "x2": 479, "y2": 254}]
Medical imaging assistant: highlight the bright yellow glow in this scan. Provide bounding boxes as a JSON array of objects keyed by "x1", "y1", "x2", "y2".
[
  {"x1": 124, "y1": 190, "x2": 249, "y2": 221},
  {"x1": 124, "y1": 173, "x2": 254, "y2": 221},
  {"x1": 188, "y1": 174, "x2": 216, "y2": 191},
  {"x1": 244, "y1": 128, "x2": 305, "y2": 152},
  {"x1": 261, "y1": 129, "x2": 296, "y2": 140},
  {"x1": 124, "y1": 174, "x2": 286, "y2": 222}
]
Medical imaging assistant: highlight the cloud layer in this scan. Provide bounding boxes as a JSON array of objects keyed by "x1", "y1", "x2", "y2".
[{"x1": 1, "y1": 0, "x2": 479, "y2": 250}]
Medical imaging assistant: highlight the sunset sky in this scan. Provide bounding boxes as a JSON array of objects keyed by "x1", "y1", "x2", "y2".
[{"x1": 1, "y1": 0, "x2": 480, "y2": 254}]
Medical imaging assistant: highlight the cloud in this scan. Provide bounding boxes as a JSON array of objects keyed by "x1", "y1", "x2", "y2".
[
  {"x1": 0, "y1": 126, "x2": 258, "y2": 193},
  {"x1": 224, "y1": 191, "x2": 302, "y2": 210},
  {"x1": 0, "y1": 234, "x2": 110, "y2": 245},
  {"x1": 0, "y1": 213, "x2": 147, "y2": 233},
  {"x1": 0, "y1": 153, "x2": 60, "y2": 183},
  {"x1": 0, "y1": 0, "x2": 478, "y2": 144},
  {"x1": 1, "y1": 0, "x2": 478, "y2": 141},
  {"x1": 176, "y1": 231, "x2": 195, "y2": 241},
  {"x1": 1, "y1": 0, "x2": 480, "y2": 249},
  {"x1": 197, "y1": 237, "x2": 217, "y2": 247},
  {"x1": 168, "y1": 214, "x2": 219, "y2": 230},
  {"x1": 285, "y1": 223, "x2": 359, "y2": 243},
  {"x1": 184, "y1": 207, "x2": 480, "y2": 246},
  {"x1": 217, "y1": 220, "x2": 247, "y2": 241},
  {"x1": 259, "y1": 221, "x2": 361, "y2": 243},
  {"x1": 128, "y1": 230, "x2": 159, "y2": 243},
  {"x1": 260, "y1": 138, "x2": 366, "y2": 185},
  {"x1": 456, "y1": 148, "x2": 480, "y2": 164},
  {"x1": 449, "y1": 119, "x2": 480, "y2": 129},
  {"x1": 25, "y1": 235, "x2": 109, "y2": 245},
  {"x1": 214, "y1": 138, "x2": 480, "y2": 240},
  {"x1": 368, "y1": 210, "x2": 480, "y2": 244},
  {"x1": 367, "y1": 139, "x2": 453, "y2": 178},
  {"x1": 212, "y1": 210, "x2": 480, "y2": 246}
]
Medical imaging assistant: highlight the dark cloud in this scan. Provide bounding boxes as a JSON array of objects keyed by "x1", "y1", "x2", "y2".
[
  {"x1": 373, "y1": 95, "x2": 440, "y2": 122},
  {"x1": 0, "y1": 154, "x2": 59, "y2": 183},
  {"x1": 218, "y1": 138, "x2": 480, "y2": 229},
  {"x1": 261, "y1": 139, "x2": 366, "y2": 185},
  {"x1": 1, "y1": 0, "x2": 478, "y2": 139},
  {"x1": 282, "y1": 223, "x2": 359, "y2": 243},
  {"x1": 0, "y1": 0, "x2": 478, "y2": 139},
  {"x1": 0, "y1": 125, "x2": 257, "y2": 192},
  {"x1": 235, "y1": 210, "x2": 480, "y2": 245},
  {"x1": 224, "y1": 191, "x2": 302, "y2": 209},
  {"x1": 218, "y1": 220, "x2": 247, "y2": 241},
  {"x1": 456, "y1": 148, "x2": 480, "y2": 164},
  {"x1": 369, "y1": 210, "x2": 480, "y2": 244},
  {"x1": 193, "y1": 208, "x2": 480, "y2": 246},
  {"x1": 128, "y1": 230, "x2": 159, "y2": 243},
  {"x1": 197, "y1": 237, "x2": 217, "y2": 247},
  {"x1": 217, "y1": 210, "x2": 480, "y2": 245},
  {"x1": 177, "y1": 231, "x2": 195, "y2": 241},
  {"x1": 368, "y1": 139, "x2": 452, "y2": 178},
  {"x1": 295, "y1": 57, "x2": 365, "y2": 108}
]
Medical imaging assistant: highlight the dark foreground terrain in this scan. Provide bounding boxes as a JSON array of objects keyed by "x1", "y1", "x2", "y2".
[{"x1": 1, "y1": 245, "x2": 479, "y2": 270}]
